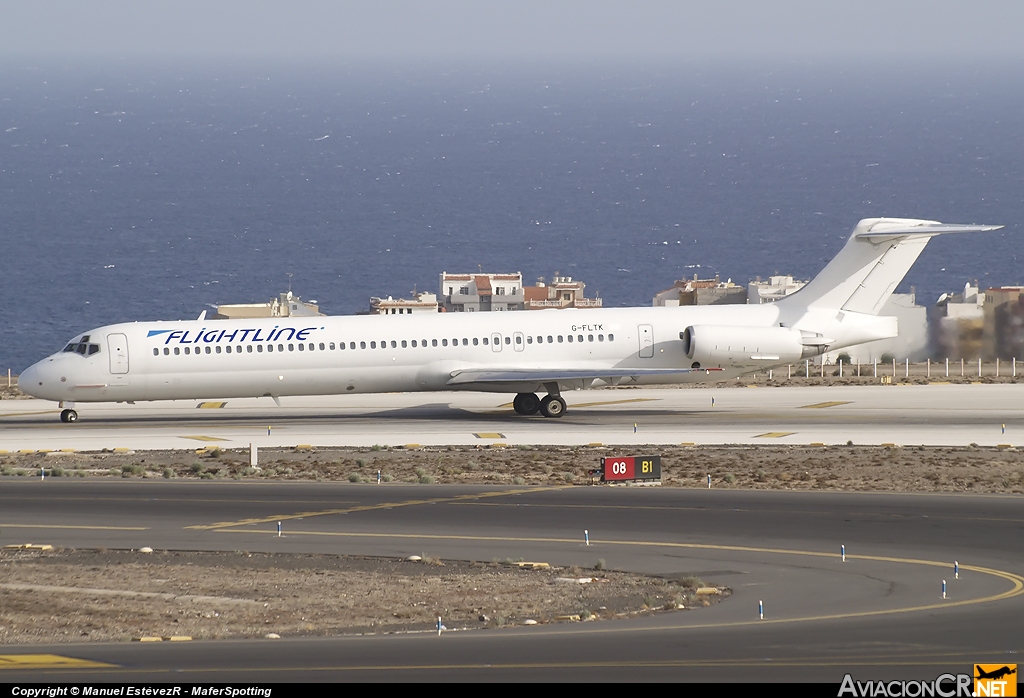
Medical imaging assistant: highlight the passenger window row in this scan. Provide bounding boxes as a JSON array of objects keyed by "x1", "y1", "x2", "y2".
[
  {"x1": 155, "y1": 343, "x2": 323, "y2": 356},
  {"x1": 151, "y1": 333, "x2": 615, "y2": 357}
]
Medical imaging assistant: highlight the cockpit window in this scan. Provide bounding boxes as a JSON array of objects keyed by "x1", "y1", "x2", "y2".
[{"x1": 63, "y1": 337, "x2": 100, "y2": 357}]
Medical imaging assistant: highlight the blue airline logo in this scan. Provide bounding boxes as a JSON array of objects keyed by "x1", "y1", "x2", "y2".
[{"x1": 147, "y1": 326, "x2": 322, "y2": 344}]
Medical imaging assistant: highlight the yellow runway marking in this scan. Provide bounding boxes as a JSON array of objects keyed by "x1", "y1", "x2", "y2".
[
  {"x1": 0, "y1": 654, "x2": 116, "y2": 670},
  {"x1": 754, "y1": 432, "x2": 795, "y2": 438},
  {"x1": 799, "y1": 401, "x2": 852, "y2": 409},
  {"x1": 187, "y1": 486, "x2": 569, "y2": 530},
  {"x1": 181, "y1": 435, "x2": 231, "y2": 442},
  {"x1": 0, "y1": 410, "x2": 61, "y2": 419},
  {"x1": 570, "y1": 398, "x2": 660, "y2": 408},
  {"x1": 474, "y1": 432, "x2": 505, "y2": 439},
  {"x1": 214, "y1": 529, "x2": 1024, "y2": 625},
  {"x1": 196, "y1": 402, "x2": 227, "y2": 409},
  {"x1": 0, "y1": 524, "x2": 149, "y2": 531}
]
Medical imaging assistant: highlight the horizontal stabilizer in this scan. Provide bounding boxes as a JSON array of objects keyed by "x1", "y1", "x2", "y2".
[
  {"x1": 855, "y1": 223, "x2": 1002, "y2": 242},
  {"x1": 779, "y1": 218, "x2": 1003, "y2": 315}
]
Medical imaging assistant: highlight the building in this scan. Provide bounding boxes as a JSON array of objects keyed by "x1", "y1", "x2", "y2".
[
  {"x1": 439, "y1": 272, "x2": 524, "y2": 312},
  {"x1": 212, "y1": 291, "x2": 323, "y2": 320},
  {"x1": 369, "y1": 292, "x2": 441, "y2": 315},
  {"x1": 982, "y1": 286, "x2": 1024, "y2": 360},
  {"x1": 652, "y1": 274, "x2": 746, "y2": 306},
  {"x1": 523, "y1": 274, "x2": 602, "y2": 310},
  {"x1": 747, "y1": 275, "x2": 807, "y2": 304},
  {"x1": 931, "y1": 282, "x2": 985, "y2": 360}
]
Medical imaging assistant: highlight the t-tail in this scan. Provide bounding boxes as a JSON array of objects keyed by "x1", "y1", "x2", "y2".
[
  {"x1": 778, "y1": 218, "x2": 1003, "y2": 315},
  {"x1": 775, "y1": 218, "x2": 1003, "y2": 352}
]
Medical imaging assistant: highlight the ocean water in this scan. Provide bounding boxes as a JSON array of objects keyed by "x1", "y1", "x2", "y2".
[{"x1": 2, "y1": 58, "x2": 1022, "y2": 372}]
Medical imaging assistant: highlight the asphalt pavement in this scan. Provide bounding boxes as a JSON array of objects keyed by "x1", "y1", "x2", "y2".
[{"x1": 0, "y1": 480, "x2": 1021, "y2": 681}]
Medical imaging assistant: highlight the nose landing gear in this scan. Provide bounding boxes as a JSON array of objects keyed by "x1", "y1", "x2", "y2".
[{"x1": 60, "y1": 409, "x2": 78, "y2": 423}]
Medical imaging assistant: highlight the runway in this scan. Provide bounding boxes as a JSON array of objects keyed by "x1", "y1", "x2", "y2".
[
  {"x1": 2, "y1": 384, "x2": 1022, "y2": 681},
  {"x1": 1, "y1": 480, "x2": 1022, "y2": 681},
  {"x1": 2, "y1": 383, "x2": 1023, "y2": 451}
]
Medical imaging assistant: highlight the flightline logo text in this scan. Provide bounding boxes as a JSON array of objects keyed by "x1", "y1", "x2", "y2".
[{"x1": 148, "y1": 327, "x2": 321, "y2": 345}]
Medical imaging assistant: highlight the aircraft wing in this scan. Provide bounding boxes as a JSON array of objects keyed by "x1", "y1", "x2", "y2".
[{"x1": 447, "y1": 366, "x2": 721, "y2": 386}]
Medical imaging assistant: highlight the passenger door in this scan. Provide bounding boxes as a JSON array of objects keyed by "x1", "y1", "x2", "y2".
[
  {"x1": 108, "y1": 333, "x2": 130, "y2": 374},
  {"x1": 638, "y1": 325, "x2": 654, "y2": 359}
]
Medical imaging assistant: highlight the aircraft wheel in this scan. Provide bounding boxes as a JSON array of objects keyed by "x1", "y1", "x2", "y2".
[
  {"x1": 60, "y1": 409, "x2": 78, "y2": 424},
  {"x1": 513, "y1": 393, "x2": 541, "y2": 415},
  {"x1": 539, "y1": 395, "x2": 566, "y2": 418}
]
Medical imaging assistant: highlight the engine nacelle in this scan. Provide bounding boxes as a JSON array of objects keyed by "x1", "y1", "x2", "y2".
[{"x1": 681, "y1": 325, "x2": 816, "y2": 367}]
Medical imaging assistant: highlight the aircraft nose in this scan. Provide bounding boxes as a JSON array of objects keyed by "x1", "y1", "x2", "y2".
[
  {"x1": 18, "y1": 363, "x2": 41, "y2": 396},
  {"x1": 18, "y1": 359, "x2": 62, "y2": 400}
]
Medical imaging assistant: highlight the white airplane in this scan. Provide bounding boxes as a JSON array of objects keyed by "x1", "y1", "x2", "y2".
[{"x1": 20, "y1": 217, "x2": 1002, "y2": 423}]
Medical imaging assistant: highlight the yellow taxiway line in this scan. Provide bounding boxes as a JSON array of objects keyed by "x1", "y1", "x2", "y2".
[{"x1": 186, "y1": 486, "x2": 570, "y2": 530}]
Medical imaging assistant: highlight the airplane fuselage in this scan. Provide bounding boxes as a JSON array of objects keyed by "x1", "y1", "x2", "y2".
[{"x1": 22, "y1": 304, "x2": 785, "y2": 404}]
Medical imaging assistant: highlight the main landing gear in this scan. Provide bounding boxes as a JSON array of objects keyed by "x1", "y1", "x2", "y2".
[
  {"x1": 512, "y1": 393, "x2": 540, "y2": 415},
  {"x1": 60, "y1": 409, "x2": 78, "y2": 423},
  {"x1": 513, "y1": 392, "x2": 566, "y2": 418}
]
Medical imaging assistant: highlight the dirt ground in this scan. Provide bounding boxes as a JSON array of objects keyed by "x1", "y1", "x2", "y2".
[
  {"x1": 0, "y1": 548, "x2": 724, "y2": 644},
  {"x1": 3, "y1": 443, "x2": 1022, "y2": 493},
  {"x1": 0, "y1": 382, "x2": 28, "y2": 400}
]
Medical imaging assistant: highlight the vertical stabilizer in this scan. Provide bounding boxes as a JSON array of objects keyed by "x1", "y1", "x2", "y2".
[{"x1": 777, "y1": 218, "x2": 1002, "y2": 315}]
